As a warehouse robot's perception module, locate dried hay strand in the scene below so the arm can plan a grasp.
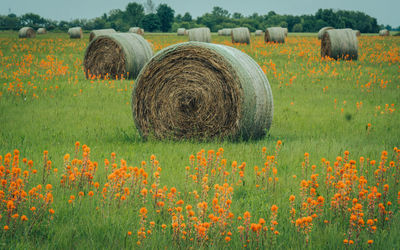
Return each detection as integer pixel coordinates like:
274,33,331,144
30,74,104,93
132,42,273,140
318,26,333,39
18,27,35,38
321,29,358,60
89,29,116,42
255,30,263,36
264,27,285,43
188,28,211,43
177,28,186,36
129,27,144,35
37,28,47,34
379,29,390,36
84,33,153,80
353,30,361,36
68,27,83,39
231,27,250,44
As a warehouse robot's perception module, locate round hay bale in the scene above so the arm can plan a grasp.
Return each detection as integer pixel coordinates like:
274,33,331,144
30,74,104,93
231,27,250,44
353,30,361,37
255,30,263,36
283,28,288,37
68,27,83,39
264,27,285,43
37,28,47,35
188,28,211,43
379,29,390,36
318,26,334,40
218,29,223,36
89,29,116,42
221,28,232,36
129,27,144,35
84,33,153,80
131,42,273,140
18,27,36,38
321,29,358,60
177,28,186,36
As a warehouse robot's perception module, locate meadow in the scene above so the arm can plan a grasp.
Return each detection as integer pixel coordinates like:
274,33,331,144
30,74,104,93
0,31,399,249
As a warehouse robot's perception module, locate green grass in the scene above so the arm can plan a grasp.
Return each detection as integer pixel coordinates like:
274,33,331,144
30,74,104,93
0,31,399,249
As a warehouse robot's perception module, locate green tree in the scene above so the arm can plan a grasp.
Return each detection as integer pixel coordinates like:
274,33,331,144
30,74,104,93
20,13,45,28
142,14,160,32
182,12,192,22
157,4,174,32
125,2,145,27
292,23,303,32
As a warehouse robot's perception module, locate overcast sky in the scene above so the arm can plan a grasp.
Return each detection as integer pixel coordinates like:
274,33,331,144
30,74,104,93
1,0,399,27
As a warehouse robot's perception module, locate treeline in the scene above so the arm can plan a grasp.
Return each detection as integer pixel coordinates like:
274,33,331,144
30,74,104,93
0,1,397,33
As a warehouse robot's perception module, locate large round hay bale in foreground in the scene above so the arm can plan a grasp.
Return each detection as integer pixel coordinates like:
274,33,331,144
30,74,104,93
68,27,83,39
89,29,116,42
318,26,334,39
84,33,153,80
379,29,390,36
132,42,273,140
255,30,263,36
188,28,211,43
19,27,35,38
265,27,285,43
37,28,47,34
129,27,144,35
231,27,250,44
177,28,186,36
321,29,358,60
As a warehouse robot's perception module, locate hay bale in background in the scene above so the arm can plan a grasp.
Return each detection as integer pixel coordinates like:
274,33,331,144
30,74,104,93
255,30,263,36
283,28,288,37
18,27,35,38
132,42,273,140
37,28,47,34
321,29,358,60
68,27,83,39
379,29,390,36
84,33,153,80
188,28,211,43
177,28,186,36
231,27,250,44
129,27,144,35
219,28,232,36
265,27,285,43
318,26,334,39
89,29,116,42
218,29,223,36
353,30,361,37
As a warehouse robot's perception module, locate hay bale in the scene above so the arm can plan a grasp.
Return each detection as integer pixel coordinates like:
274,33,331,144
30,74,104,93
18,27,35,38
321,29,358,60
68,27,83,39
84,33,153,80
283,28,288,37
89,29,116,42
129,27,144,35
221,28,232,36
37,28,47,34
353,30,361,37
264,27,285,43
231,27,250,44
188,28,211,43
255,30,263,36
131,42,273,140
177,28,186,36
318,26,334,40
379,29,390,36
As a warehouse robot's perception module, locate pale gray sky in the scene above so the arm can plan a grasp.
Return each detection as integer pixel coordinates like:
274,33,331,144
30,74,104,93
1,0,399,27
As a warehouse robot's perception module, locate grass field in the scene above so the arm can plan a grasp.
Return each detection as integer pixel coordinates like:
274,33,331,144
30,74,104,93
0,31,399,249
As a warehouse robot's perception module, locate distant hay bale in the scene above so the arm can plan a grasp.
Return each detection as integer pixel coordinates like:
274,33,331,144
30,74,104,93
18,27,35,38
379,29,390,36
264,27,286,43
221,28,232,36
353,30,361,37
129,27,144,35
255,30,263,36
131,42,273,140
177,28,186,36
231,27,250,44
321,29,358,60
318,26,334,39
84,33,153,80
37,28,47,35
188,27,211,43
89,29,116,42
283,28,288,37
68,27,83,39
218,29,222,35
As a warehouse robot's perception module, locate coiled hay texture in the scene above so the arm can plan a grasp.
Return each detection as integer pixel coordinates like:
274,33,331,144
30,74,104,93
132,42,274,140
255,30,263,36
379,29,390,36
19,27,35,38
321,29,358,60
84,33,153,80
318,26,333,39
177,28,186,36
37,28,47,34
265,27,285,43
68,27,83,39
129,27,144,35
220,28,232,36
89,29,116,42
231,27,250,44
188,28,211,43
